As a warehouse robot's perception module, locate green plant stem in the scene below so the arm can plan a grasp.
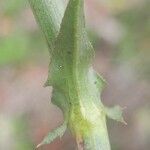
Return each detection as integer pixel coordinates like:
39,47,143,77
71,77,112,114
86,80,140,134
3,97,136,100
83,119,111,150
29,0,111,149
28,0,65,51
74,111,111,150
29,0,124,150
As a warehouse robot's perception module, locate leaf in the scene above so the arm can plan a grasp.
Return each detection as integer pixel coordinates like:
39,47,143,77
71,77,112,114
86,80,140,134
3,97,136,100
51,89,70,118
95,73,106,92
36,121,67,148
105,105,127,124
46,0,103,103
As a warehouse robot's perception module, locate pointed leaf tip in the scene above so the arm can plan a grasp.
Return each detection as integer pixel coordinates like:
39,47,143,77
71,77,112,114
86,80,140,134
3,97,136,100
36,121,67,148
105,105,127,124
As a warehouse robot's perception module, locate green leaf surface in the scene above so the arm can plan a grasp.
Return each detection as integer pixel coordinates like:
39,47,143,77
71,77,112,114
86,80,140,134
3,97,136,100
46,0,110,149
47,0,104,111
105,105,126,124
36,121,67,148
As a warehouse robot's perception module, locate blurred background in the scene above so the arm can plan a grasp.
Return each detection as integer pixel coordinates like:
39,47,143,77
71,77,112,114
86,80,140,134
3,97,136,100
0,0,150,149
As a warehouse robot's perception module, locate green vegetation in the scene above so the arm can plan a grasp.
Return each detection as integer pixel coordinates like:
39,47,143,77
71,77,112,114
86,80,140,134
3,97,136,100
29,0,124,149
0,0,149,149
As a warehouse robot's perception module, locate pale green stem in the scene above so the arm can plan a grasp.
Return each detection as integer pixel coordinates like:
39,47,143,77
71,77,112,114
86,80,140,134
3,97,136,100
28,0,65,51
28,0,111,150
